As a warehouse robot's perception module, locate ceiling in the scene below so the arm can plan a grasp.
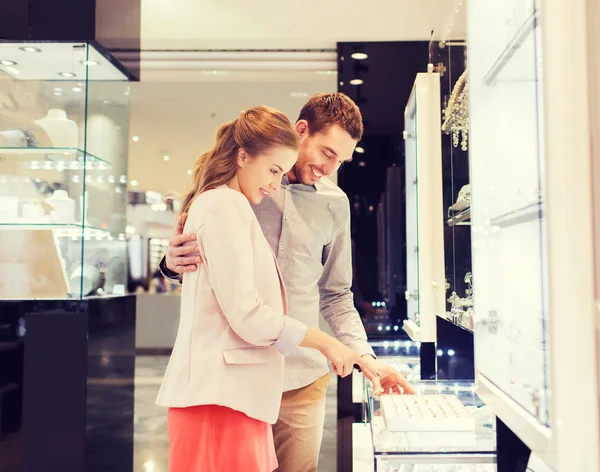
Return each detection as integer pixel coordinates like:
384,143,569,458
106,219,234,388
126,0,467,194
140,0,466,50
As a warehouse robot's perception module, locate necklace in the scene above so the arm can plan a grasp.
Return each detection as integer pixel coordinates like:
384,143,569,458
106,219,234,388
442,69,469,151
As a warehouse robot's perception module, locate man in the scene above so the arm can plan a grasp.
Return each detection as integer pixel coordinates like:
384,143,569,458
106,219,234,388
161,93,414,472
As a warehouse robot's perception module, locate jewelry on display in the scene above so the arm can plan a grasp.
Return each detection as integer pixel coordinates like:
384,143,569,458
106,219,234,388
380,395,475,431
442,69,469,151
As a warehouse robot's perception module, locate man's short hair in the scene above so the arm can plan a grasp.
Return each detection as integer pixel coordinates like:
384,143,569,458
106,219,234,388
297,92,363,141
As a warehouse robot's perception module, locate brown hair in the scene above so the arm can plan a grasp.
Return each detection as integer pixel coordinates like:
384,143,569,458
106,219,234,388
297,92,363,141
181,105,298,215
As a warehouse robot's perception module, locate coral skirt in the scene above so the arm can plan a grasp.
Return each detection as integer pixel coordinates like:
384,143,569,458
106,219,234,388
168,404,278,472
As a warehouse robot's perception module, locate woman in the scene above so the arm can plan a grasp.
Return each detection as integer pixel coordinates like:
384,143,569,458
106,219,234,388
156,106,376,472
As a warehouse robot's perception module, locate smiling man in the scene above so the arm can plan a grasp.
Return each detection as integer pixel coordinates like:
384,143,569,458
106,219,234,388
160,92,414,472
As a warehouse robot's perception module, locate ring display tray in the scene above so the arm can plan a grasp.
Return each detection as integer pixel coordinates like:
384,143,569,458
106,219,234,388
381,395,476,432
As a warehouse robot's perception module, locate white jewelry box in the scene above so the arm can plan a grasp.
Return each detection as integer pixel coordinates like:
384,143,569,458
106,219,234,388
380,395,476,432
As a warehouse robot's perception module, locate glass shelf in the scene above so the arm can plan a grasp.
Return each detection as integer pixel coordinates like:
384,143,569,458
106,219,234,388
438,313,474,334
447,208,471,227
0,147,111,170
484,8,539,85
365,380,496,458
0,223,116,240
489,200,543,229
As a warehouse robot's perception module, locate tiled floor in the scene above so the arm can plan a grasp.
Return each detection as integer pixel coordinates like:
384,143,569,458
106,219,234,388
134,356,338,472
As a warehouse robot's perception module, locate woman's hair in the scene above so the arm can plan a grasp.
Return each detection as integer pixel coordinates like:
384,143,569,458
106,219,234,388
181,105,299,215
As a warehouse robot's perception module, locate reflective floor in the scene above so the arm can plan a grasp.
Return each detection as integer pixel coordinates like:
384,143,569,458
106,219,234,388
134,356,338,472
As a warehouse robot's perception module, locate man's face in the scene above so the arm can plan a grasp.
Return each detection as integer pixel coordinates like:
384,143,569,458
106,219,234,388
289,122,358,185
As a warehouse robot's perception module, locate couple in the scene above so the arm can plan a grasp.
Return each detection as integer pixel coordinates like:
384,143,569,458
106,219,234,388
156,93,415,472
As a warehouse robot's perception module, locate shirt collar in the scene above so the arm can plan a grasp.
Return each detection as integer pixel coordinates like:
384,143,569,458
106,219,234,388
281,173,319,192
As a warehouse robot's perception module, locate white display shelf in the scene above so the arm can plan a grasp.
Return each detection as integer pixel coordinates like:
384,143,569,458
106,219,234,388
402,319,421,341
404,71,445,344
447,208,471,227
0,147,111,170
0,223,112,239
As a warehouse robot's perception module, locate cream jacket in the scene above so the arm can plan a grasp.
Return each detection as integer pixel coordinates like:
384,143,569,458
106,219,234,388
155,186,307,424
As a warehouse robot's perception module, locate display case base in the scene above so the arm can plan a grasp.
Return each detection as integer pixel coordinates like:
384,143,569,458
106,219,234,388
436,315,475,381
0,296,136,472
497,417,531,472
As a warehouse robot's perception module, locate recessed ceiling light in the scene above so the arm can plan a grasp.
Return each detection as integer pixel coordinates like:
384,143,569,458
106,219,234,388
163,155,171,162
132,136,140,142
53,91,63,97
124,91,130,96
6,67,20,75
290,92,308,98
187,170,193,176
130,180,139,187
317,71,337,75
350,79,364,86
80,60,99,66
202,70,229,75
54,87,63,92
0,60,17,66
103,100,112,105
351,52,368,60
19,46,41,53
72,87,82,93
355,146,365,153
59,72,76,78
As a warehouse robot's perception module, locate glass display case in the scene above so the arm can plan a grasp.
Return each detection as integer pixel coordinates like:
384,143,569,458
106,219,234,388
363,378,496,470
468,1,600,469
403,71,445,343
468,0,551,426
0,42,131,299
428,5,474,333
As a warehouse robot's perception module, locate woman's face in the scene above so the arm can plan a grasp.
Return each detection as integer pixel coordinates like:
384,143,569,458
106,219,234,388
237,146,298,204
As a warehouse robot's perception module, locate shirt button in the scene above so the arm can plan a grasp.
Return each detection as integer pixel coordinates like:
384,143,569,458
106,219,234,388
284,215,288,220
280,245,284,251
286,187,291,191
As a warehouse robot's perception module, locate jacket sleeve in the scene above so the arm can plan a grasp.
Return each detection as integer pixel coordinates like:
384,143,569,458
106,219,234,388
159,256,183,283
200,194,307,355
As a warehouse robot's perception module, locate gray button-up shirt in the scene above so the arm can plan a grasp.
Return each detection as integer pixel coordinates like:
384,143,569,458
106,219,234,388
252,175,373,391
162,176,374,391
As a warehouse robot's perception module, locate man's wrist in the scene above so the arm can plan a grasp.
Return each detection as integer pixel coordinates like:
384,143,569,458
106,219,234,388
159,256,181,280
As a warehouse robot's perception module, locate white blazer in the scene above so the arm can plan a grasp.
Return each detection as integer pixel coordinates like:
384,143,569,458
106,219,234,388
155,186,307,424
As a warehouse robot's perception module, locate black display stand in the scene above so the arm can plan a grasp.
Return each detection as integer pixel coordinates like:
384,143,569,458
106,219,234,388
337,375,360,472
419,342,436,380
0,296,136,472
436,315,475,381
497,417,532,472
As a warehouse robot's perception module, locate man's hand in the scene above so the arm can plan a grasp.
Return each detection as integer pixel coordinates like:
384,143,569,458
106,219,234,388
166,213,202,274
360,355,416,395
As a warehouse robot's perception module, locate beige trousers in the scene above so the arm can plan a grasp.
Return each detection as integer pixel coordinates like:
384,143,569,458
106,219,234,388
272,374,331,472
